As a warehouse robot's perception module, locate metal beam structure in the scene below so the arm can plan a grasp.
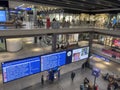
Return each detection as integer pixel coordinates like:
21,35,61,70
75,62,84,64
10,0,120,13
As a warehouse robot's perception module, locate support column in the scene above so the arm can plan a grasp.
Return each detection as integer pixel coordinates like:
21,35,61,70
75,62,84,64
66,34,69,48
52,34,57,52
33,6,37,26
4,38,7,52
34,37,37,43
88,31,94,58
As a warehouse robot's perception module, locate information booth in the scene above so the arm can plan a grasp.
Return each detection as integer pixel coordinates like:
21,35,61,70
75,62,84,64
47,67,60,82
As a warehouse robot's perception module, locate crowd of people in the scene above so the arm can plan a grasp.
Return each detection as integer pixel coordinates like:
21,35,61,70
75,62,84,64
5,14,120,30
102,73,120,90
36,16,119,30
70,71,97,90
71,71,120,90
36,17,71,29
39,69,120,90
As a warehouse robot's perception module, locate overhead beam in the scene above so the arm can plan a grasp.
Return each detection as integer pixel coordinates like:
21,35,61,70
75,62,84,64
29,0,89,11
91,8,120,12
60,0,107,10
100,0,120,7
75,0,116,8
9,0,120,13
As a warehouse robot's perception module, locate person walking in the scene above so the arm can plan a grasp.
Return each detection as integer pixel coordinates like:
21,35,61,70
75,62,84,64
41,75,44,85
84,77,89,85
112,17,117,29
51,18,60,29
46,17,50,29
71,71,75,82
38,17,43,28
14,16,18,28
107,83,112,90
113,81,119,90
84,77,89,89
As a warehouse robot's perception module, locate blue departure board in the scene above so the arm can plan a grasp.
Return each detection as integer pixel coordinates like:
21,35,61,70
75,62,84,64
2,56,41,83
0,11,6,22
41,51,66,71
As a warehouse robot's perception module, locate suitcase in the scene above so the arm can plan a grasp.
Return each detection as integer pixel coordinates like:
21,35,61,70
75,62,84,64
80,84,84,90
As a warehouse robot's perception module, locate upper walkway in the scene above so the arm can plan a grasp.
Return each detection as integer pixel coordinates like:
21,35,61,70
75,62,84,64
0,26,120,38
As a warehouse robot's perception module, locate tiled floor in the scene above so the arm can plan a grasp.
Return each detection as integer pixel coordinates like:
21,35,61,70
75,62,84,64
0,41,120,90
22,57,120,90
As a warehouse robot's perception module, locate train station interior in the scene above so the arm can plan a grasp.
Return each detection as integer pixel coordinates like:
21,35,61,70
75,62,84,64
0,0,120,90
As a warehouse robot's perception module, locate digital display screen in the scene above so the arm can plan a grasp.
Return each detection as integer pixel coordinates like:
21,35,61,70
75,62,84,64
2,56,41,83
41,51,66,71
72,47,89,62
0,11,6,22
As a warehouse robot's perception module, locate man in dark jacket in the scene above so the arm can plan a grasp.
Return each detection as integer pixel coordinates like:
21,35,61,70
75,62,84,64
41,75,44,85
71,71,75,82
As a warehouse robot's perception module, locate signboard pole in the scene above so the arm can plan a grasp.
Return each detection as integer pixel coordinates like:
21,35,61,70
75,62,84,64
93,76,96,90
92,68,100,90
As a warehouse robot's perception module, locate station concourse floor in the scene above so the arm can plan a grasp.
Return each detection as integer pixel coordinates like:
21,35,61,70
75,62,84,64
22,57,120,90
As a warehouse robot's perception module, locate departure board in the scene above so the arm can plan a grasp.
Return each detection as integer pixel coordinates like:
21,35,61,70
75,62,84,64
41,51,66,71
2,56,41,83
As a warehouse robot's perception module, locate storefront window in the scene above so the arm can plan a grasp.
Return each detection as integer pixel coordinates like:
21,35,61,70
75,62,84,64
98,35,105,44
93,34,112,45
79,33,89,41
104,36,113,46
112,37,120,49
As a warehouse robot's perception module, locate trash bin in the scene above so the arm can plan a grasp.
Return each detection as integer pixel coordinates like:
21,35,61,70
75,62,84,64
6,38,22,52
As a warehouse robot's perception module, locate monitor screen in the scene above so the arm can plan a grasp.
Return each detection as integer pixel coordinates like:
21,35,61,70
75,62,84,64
72,47,89,62
2,56,41,83
41,51,66,71
0,11,6,22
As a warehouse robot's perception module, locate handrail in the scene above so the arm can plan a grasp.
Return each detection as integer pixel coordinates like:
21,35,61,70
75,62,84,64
0,27,120,38
0,27,93,38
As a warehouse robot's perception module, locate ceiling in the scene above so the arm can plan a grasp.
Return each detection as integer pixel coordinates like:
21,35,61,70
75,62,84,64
9,1,59,11
10,0,120,13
